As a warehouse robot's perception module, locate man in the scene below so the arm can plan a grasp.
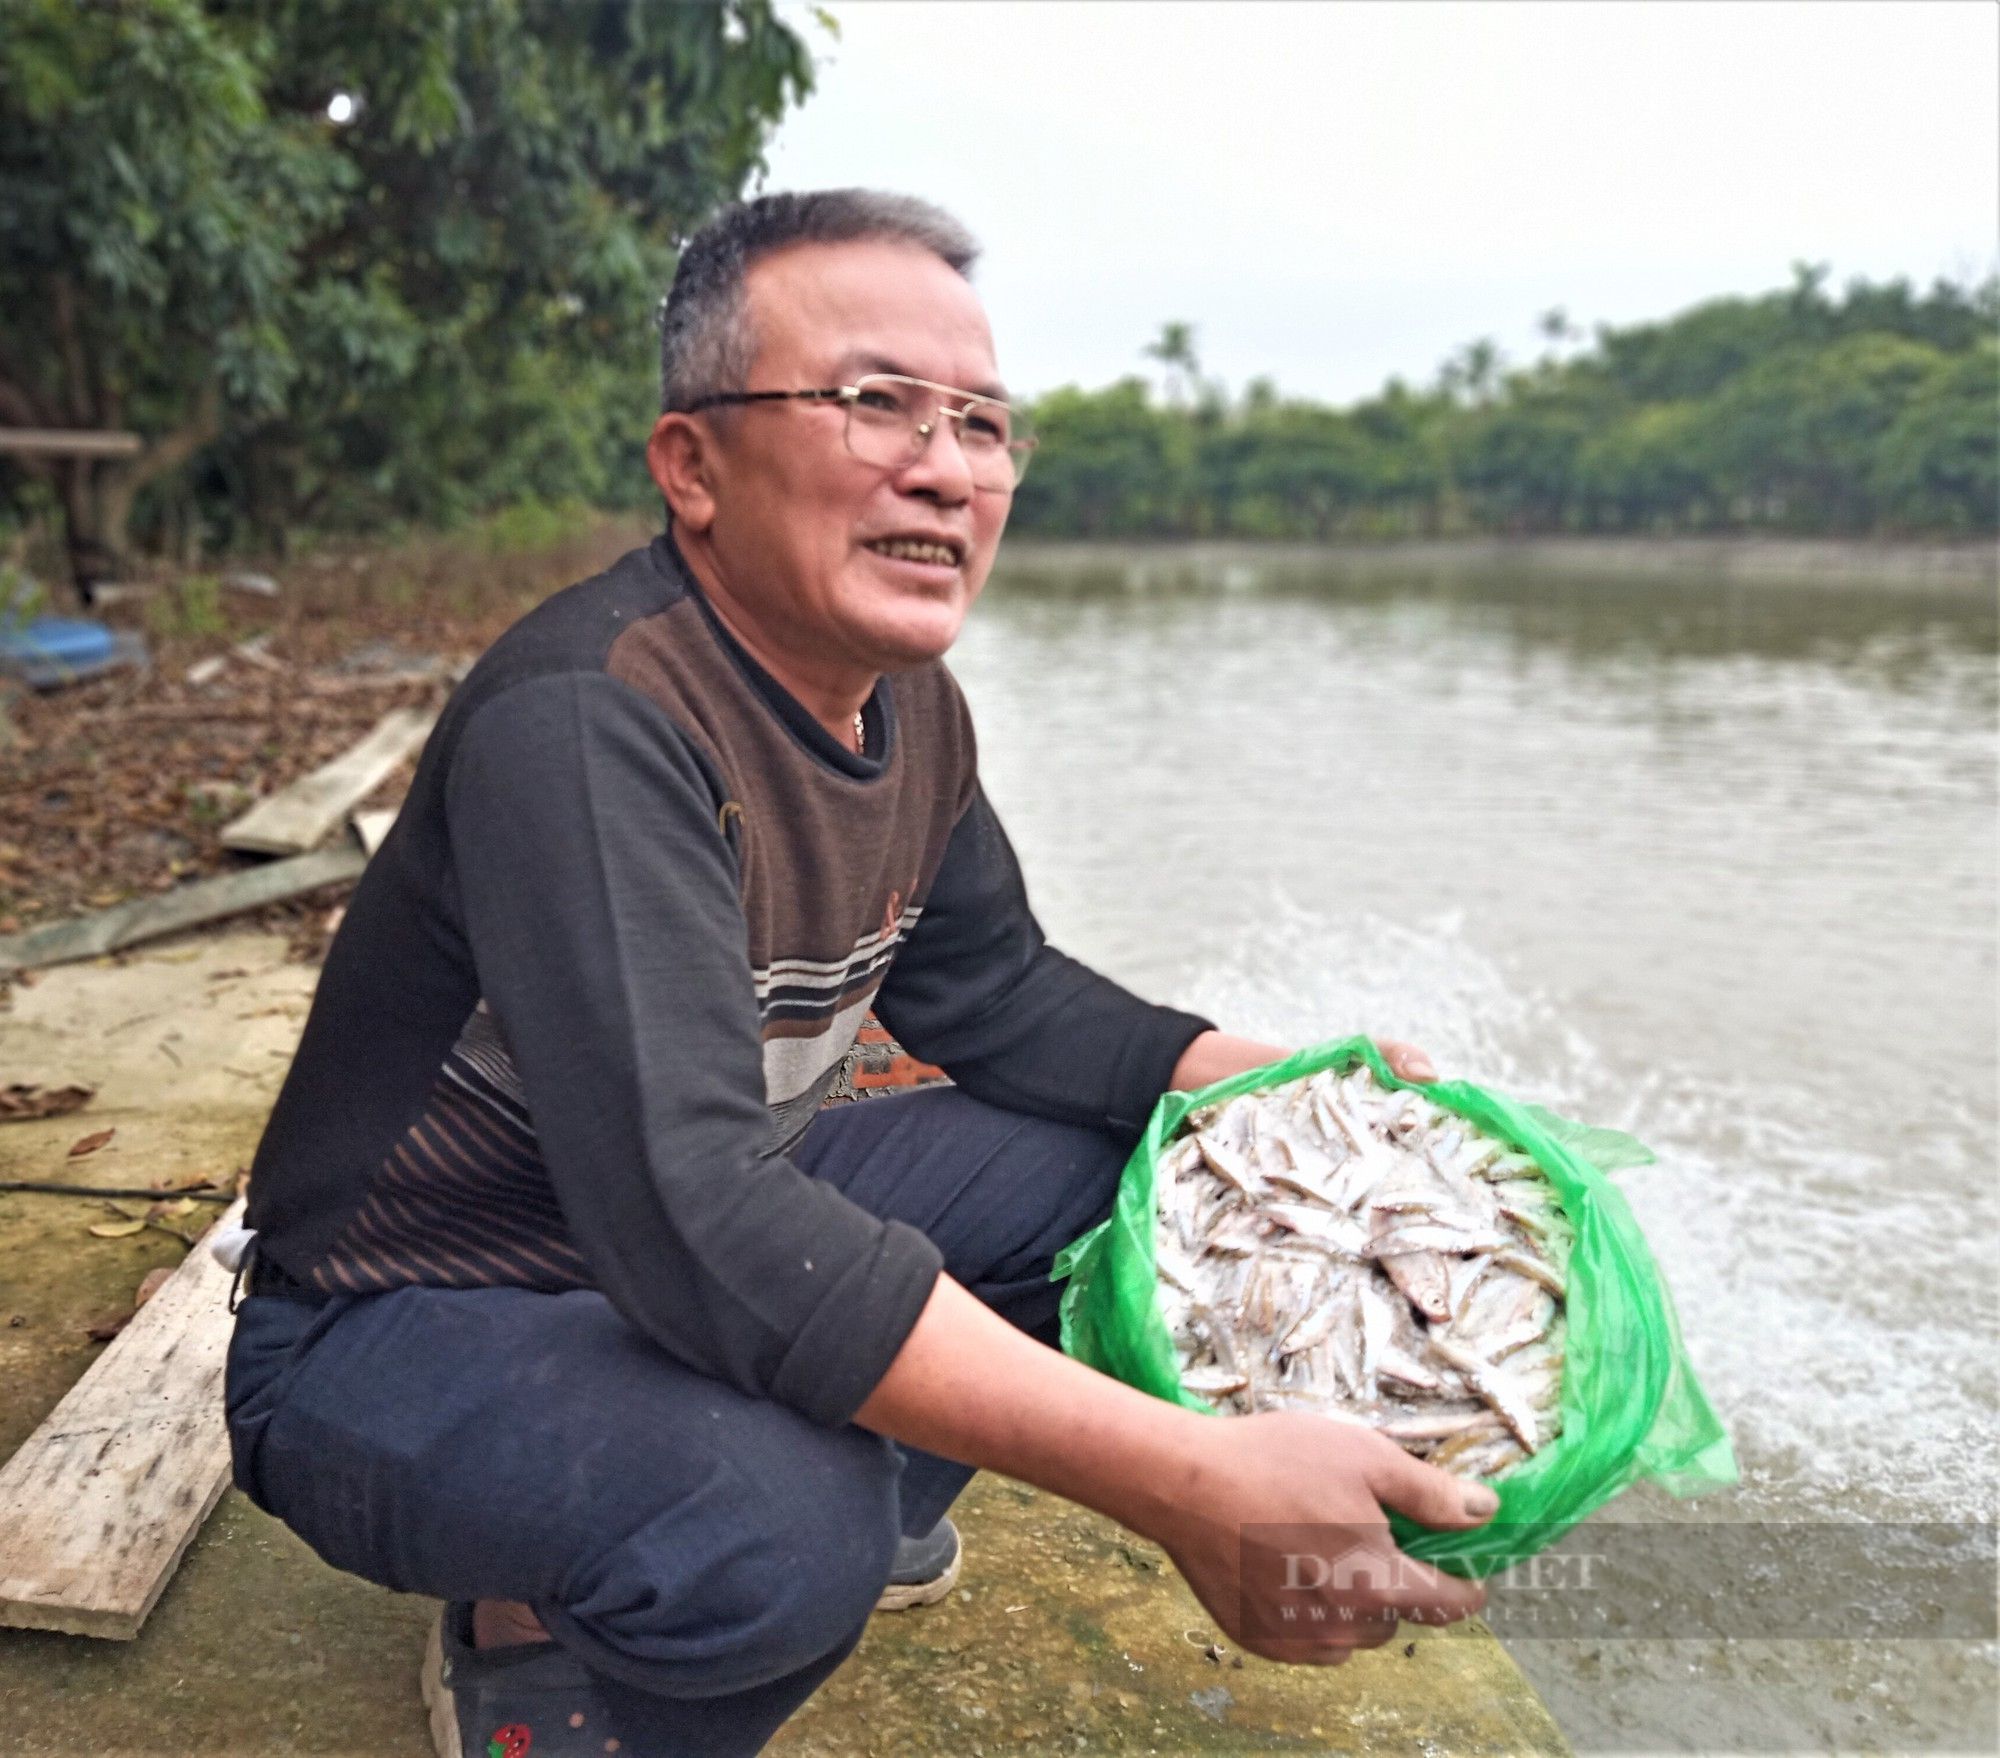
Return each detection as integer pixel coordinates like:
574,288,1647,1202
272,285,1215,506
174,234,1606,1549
227,190,1495,1758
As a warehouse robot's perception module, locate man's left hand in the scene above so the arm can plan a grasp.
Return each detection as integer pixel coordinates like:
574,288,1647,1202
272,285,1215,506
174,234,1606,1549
1374,1038,1437,1082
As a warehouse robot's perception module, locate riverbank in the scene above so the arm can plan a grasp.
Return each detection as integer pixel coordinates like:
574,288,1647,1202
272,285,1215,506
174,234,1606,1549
993,534,1998,588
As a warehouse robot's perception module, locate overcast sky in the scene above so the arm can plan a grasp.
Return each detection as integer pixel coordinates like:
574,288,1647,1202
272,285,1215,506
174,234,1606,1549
761,2,2000,404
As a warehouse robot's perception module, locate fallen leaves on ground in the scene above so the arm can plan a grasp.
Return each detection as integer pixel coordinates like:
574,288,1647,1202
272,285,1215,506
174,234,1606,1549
82,1258,182,1341
67,1126,116,1157
0,1083,95,1121
0,518,646,959
157,1171,232,1193
87,1218,145,1238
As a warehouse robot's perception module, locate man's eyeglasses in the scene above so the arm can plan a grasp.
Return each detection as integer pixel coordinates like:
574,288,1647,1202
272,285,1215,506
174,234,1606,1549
682,374,1037,492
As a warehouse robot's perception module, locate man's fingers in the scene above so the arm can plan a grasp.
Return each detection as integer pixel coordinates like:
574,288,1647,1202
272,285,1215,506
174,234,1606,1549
1364,1431,1500,1530
1347,1440,1495,1618
1377,1038,1437,1082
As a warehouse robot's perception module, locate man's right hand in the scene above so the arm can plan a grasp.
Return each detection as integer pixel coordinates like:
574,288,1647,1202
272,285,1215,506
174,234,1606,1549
1136,1409,1492,1663
854,1277,1496,1661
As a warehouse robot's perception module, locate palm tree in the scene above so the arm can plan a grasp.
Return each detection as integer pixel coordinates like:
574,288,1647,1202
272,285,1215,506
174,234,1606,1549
1145,322,1202,407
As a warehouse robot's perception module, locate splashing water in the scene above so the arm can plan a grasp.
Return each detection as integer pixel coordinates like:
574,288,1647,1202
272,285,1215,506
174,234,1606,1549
1173,896,1997,1526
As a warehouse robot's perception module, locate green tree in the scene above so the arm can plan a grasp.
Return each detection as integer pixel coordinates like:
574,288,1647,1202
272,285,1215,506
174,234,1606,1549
1234,402,1372,539
1452,366,1603,532
1871,340,2000,533
1144,321,1202,408
0,0,350,588
1012,379,1183,537
1704,332,1950,530
1575,401,1712,531
0,0,813,591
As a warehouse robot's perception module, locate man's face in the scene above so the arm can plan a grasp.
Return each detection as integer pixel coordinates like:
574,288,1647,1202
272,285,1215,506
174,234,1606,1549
652,238,1012,673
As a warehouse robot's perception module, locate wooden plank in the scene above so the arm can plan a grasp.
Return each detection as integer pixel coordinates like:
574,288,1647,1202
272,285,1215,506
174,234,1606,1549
0,843,366,974
221,706,434,856
0,428,144,459
0,1200,246,1638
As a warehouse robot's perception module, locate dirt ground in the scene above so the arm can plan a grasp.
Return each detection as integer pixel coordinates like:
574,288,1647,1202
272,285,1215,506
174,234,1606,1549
0,514,650,947
0,935,1570,1756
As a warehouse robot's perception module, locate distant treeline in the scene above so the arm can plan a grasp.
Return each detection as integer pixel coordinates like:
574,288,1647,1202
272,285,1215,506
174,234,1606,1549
1010,271,1999,541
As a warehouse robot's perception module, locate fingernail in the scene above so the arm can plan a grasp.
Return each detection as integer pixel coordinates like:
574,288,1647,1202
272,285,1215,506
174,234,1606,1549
1409,1055,1437,1081
1461,1484,1499,1519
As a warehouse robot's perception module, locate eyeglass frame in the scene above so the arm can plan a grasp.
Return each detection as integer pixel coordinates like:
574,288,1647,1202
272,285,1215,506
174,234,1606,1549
679,372,1037,489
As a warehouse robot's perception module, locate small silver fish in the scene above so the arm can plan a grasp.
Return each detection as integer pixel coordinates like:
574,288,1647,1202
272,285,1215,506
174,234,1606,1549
1372,1220,1515,1257
1429,1336,1541,1452
1156,1060,1570,1480
1195,1130,1264,1199
1377,1347,1442,1391
1492,1247,1566,1297
1378,1247,1453,1322
1264,1202,1371,1257
1379,1405,1505,1442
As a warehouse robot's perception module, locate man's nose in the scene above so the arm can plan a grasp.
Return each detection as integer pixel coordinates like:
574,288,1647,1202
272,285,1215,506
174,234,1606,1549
896,416,975,503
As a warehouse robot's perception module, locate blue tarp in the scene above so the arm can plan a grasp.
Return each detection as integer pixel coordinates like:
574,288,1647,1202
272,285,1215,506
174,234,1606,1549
0,615,146,689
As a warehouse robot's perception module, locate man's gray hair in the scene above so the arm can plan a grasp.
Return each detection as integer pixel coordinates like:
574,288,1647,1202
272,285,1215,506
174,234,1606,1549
658,189,979,412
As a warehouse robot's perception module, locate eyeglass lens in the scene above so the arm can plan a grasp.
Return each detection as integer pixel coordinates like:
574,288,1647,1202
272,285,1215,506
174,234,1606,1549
844,376,1034,488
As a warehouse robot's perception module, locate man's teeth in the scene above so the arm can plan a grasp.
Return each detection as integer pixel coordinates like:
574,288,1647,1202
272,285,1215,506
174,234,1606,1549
868,538,958,566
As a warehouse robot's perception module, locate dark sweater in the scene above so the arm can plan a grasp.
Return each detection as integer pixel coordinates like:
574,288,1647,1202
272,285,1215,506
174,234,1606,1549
244,537,1210,1426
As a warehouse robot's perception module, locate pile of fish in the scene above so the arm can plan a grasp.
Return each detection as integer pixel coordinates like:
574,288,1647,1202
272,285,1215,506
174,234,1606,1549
1155,1062,1570,1479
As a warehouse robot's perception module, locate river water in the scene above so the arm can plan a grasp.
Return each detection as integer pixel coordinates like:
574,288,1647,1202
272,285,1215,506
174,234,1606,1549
954,545,1997,1755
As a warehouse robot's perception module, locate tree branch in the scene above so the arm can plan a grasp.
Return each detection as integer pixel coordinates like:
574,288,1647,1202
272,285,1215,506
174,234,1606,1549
0,355,56,430
0,380,47,432
0,371,59,485
127,380,221,491
49,276,94,426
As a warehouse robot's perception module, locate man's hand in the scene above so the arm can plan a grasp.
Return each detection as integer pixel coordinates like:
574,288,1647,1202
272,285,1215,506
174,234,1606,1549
1139,1410,1491,1663
1171,1030,1438,1090
854,1278,1493,1663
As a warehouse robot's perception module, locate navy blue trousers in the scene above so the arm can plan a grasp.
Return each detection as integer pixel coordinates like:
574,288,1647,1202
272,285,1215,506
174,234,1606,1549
224,1087,1127,1755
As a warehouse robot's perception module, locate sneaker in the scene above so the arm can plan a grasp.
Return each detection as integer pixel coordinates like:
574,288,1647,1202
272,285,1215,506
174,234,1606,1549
873,1516,963,1611
422,1602,618,1758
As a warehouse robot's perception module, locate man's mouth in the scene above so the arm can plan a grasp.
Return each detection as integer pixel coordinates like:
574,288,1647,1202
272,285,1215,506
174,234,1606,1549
864,536,964,568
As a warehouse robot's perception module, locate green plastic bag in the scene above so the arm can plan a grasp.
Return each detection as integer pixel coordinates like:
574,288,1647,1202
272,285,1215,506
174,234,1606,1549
1054,1035,1736,1574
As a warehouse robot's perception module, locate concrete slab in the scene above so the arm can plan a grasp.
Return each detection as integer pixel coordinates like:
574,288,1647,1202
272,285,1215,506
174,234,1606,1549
0,936,1571,1755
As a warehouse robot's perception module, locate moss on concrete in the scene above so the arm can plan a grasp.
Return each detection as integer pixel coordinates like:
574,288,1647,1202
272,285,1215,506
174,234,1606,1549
778,1475,1570,1757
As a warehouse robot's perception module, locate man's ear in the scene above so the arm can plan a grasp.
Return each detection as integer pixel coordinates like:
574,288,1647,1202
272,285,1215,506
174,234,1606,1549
648,413,719,533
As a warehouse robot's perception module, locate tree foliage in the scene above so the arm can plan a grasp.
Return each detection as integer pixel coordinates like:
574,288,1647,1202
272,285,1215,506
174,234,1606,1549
0,0,812,587
1013,273,1999,542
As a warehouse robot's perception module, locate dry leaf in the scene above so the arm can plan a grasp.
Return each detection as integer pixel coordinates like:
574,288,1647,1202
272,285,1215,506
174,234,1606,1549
84,1310,134,1342
88,1219,146,1238
145,1197,198,1220
0,1083,96,1122
134,1266,174,1307
68,1126,116,1157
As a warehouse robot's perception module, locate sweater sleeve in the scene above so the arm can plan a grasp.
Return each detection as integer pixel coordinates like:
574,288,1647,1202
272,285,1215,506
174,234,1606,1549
445,671,942,1426
874,785,1213,1141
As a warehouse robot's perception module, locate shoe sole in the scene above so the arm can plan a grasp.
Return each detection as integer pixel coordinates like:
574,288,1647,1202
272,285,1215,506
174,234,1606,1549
873,1537,963,1611
420,1615,463,1758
